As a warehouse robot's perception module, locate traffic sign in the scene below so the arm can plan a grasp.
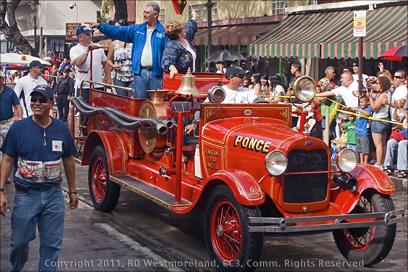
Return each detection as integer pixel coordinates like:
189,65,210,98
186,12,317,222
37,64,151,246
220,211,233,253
66,23,81,40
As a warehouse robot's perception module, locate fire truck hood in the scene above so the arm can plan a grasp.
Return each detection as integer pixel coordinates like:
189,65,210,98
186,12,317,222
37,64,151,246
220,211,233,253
202,117,324,155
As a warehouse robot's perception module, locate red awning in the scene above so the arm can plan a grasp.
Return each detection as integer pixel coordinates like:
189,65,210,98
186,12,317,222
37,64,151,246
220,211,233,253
192,25,276,46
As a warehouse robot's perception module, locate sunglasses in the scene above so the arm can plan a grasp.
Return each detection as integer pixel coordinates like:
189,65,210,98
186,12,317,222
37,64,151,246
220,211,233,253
352,64,358,67
394,76,404,79
372,90,380,93
31,97,49,103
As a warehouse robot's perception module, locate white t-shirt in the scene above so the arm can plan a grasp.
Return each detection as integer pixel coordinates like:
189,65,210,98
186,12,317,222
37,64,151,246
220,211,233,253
140,26,153,67
14,74,47,118
220,85,258,104
352,73,368,86
332,80,359,107
391,85,408,122
70,43,107,90
204,85,258,104
270,85,285,100
185,39,196,72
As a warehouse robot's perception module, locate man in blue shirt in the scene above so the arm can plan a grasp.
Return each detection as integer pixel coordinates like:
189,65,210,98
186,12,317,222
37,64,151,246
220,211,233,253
0,71,23,163
0,84,78,271
88,2,168,98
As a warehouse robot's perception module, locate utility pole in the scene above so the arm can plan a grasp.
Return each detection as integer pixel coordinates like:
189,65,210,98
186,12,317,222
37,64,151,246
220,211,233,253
205,0,214,58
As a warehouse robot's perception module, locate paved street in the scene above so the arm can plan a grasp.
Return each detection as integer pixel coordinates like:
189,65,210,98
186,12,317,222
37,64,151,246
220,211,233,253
1,159,407,272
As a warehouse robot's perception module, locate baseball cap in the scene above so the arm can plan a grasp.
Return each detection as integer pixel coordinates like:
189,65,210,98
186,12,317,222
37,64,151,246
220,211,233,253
76,25,94,36
63,68,72,73
31,84,54,98
225,66,248,79
29,60,44,69
0,71,4,78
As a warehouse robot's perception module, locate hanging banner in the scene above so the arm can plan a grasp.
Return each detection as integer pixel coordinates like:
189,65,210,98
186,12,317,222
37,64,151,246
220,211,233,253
353,10,366,37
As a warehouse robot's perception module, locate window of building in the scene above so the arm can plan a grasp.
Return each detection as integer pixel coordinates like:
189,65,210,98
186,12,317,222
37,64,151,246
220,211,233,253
273,0,287,15
159,9,165,24
190,3,218,22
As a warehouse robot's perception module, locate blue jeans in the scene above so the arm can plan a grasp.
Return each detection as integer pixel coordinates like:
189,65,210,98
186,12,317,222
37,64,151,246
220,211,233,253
133,69,162,98
384,139,408,170
10,183,65,272
113,78,133,97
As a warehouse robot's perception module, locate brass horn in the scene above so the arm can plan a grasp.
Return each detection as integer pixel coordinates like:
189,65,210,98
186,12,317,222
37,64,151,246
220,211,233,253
175,67,199,95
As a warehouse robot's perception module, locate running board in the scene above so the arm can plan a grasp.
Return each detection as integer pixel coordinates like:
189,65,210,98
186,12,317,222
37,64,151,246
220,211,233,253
110,175,191,210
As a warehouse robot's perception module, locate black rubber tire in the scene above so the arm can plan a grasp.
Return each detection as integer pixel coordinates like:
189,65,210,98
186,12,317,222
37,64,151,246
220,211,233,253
333,191,396,266
88,145,121,212
204,184,263,272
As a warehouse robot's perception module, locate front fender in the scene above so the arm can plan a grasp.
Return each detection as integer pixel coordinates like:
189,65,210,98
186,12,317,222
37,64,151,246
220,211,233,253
207,169,265,206
331,164,395,214
82,130,129,175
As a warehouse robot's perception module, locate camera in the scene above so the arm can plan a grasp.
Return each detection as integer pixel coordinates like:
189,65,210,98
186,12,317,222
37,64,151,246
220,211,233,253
69,2,76,9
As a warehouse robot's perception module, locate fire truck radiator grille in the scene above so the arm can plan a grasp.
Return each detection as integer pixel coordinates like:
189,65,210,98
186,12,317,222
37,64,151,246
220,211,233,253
284,149,328,203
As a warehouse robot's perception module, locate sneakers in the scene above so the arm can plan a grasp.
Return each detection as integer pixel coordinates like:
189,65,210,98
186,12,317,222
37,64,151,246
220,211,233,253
374,164,386,170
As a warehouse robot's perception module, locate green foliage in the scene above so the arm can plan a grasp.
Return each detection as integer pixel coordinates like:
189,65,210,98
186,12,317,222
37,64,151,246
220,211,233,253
97,0,113,23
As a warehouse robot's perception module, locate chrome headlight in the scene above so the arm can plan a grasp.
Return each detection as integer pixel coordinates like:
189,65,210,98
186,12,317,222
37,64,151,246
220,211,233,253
336,149,357,173
265,151,288,176
293,76,316,103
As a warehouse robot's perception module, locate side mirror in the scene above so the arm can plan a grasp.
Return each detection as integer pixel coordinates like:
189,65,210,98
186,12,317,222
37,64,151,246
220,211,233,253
293,76,316,103
207,86,225,103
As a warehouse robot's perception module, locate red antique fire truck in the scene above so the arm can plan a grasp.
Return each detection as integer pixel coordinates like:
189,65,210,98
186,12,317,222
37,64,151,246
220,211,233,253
71,72,404,272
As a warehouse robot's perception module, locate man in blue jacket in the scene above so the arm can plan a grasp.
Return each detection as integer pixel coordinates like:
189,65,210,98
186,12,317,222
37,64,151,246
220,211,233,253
89,2,168,98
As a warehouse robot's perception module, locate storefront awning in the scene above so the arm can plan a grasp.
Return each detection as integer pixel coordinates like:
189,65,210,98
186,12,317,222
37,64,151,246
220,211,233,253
321,5,407,59
192,24,276,46
249,10,354,58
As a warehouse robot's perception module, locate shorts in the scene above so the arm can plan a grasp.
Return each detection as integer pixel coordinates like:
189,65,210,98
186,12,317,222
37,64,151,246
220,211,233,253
371,119,391,134
356,134,370,154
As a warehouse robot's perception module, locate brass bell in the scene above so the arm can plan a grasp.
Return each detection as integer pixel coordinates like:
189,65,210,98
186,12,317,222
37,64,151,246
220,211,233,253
175,67,199,95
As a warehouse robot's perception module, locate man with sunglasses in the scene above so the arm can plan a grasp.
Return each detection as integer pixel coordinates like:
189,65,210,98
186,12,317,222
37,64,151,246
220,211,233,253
207,66,259,104
0,84,78,271
13,60,47,118
186,66,264,138
390,70,407,123
351,59,368,85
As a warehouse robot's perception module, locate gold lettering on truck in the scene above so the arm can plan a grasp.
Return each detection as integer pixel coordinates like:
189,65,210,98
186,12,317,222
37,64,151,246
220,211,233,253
233,135,271,153
205,149,221,157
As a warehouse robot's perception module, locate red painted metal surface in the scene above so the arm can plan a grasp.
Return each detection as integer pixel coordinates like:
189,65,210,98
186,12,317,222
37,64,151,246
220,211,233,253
80,86,395,219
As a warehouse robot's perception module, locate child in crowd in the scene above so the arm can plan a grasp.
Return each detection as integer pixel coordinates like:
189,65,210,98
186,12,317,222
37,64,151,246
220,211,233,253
347,96,372,164
331,119,348,157
343,114,356,151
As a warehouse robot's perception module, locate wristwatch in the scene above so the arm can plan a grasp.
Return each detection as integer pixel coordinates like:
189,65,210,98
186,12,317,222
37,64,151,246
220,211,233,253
0,188,5,193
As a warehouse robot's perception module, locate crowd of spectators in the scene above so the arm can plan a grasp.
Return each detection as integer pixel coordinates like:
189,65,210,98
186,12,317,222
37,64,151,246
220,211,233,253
2,42,406,178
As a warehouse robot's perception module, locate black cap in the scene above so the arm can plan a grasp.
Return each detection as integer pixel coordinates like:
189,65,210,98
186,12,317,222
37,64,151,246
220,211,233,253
31,84,54,98
63,68,71,73
225,66,248,79
29,60,44,69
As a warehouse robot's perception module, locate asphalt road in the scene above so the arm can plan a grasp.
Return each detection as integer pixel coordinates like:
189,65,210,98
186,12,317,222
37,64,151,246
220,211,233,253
1,161,407,272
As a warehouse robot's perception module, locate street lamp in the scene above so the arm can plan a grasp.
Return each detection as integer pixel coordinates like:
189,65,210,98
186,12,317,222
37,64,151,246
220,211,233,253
29,1,41,55
70,2,78,23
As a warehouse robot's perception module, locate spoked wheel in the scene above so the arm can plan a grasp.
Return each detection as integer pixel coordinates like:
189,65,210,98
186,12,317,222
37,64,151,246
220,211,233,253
333,190,396,266
88,145,121,212
204,184,263,272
